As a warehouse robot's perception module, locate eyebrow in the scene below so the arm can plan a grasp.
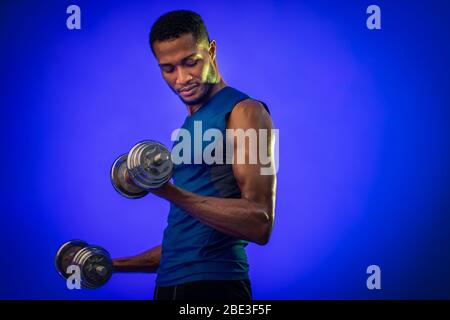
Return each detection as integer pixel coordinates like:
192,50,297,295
158,53,200,67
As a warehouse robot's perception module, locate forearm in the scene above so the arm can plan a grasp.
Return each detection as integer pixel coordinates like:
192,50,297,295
153,184,271,245
112,245,161,273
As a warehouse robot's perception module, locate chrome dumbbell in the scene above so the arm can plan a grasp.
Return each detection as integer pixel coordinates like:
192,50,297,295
55,240,113,289
110,140,173,199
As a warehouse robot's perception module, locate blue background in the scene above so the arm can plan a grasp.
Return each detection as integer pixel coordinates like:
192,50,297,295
1,0,449,299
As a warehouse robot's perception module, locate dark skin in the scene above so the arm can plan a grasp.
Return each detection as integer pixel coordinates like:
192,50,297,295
113,33,276,273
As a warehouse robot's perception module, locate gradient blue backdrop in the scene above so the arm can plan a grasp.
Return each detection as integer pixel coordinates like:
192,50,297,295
1,0,449,299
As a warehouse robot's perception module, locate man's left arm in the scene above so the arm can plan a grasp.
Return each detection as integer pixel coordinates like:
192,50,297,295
152,99,276,245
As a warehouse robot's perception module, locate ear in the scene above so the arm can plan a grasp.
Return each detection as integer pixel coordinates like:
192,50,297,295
209,40,217,61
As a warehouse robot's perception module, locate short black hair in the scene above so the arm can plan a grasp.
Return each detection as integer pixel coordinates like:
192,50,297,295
149,10,210,55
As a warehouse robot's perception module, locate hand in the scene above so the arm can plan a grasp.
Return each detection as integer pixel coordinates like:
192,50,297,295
147,181,175,198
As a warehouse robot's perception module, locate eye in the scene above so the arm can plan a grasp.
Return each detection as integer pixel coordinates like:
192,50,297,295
185,59,198,67
161,65,175,73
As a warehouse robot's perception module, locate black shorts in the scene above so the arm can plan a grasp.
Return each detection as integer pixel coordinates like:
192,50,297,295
153,279,253,300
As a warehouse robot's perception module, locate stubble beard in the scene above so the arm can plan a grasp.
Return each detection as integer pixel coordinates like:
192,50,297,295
178,63,219,106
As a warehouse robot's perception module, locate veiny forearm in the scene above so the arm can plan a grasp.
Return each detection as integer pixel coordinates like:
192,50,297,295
112,245,161,273
153,184,271,245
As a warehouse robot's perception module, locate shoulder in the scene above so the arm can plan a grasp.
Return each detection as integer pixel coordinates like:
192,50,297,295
233,98,269,116
228,98,272,129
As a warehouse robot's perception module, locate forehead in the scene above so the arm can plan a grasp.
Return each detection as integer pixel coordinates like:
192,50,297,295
153,33,208,64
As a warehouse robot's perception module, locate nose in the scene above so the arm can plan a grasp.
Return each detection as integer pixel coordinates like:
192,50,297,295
175,67,192,85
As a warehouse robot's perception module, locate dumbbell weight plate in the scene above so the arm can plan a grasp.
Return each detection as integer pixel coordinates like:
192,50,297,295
110,153,149,199
82,248,113,288
73,246,113,289
127,140,173,189
55,240,88,279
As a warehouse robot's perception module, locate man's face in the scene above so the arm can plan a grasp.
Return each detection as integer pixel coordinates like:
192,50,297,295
153,33,217,106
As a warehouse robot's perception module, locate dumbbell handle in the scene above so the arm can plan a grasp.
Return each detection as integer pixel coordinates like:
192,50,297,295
152,153,162,165
95,265,107,276
125,153,164,183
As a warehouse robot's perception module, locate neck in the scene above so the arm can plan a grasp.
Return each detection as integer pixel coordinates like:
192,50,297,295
187,79,227,115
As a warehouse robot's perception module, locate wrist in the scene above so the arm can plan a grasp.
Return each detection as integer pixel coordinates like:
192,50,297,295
149,181,175,198
112,258,128,272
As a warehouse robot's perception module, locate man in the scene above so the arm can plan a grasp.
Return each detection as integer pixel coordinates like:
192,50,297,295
113,10,276,300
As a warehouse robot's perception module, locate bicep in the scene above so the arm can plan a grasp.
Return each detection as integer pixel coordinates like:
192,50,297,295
228,100,276,215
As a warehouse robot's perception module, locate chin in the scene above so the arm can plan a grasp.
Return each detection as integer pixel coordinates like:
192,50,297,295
181,95,200,105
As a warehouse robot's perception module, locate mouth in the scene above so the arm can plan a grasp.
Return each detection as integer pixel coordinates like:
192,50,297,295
179,84,198,97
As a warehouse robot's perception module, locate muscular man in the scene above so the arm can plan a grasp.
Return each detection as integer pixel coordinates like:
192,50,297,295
113,10,276,300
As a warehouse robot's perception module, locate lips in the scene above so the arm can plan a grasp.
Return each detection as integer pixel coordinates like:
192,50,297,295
179,84,198,97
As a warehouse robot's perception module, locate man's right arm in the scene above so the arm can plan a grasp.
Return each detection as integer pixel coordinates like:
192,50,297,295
112,245,161,273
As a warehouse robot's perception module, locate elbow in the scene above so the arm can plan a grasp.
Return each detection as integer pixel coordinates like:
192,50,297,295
255,229,271,246
255,216,273,246
256,235,270,246
249,203,274,246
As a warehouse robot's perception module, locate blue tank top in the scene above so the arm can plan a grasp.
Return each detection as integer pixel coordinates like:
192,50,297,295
156,86,264,286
